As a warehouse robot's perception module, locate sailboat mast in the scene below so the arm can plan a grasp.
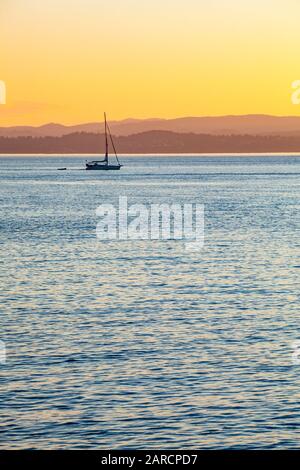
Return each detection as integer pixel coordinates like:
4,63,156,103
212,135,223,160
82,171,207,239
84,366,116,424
104,112,108,163
107,121,121,166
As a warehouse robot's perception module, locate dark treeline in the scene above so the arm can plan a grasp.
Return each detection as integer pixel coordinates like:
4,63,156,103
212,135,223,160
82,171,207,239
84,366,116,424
1,130,300,153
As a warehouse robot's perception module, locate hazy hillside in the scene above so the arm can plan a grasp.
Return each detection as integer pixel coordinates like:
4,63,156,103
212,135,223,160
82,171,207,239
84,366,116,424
1,130,300,154
2,115,300,138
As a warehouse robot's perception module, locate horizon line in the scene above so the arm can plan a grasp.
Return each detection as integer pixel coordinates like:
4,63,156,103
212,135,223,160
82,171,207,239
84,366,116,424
1,152,300,158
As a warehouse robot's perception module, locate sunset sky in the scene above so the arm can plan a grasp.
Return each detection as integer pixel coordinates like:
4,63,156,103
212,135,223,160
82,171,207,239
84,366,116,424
1,0,300,126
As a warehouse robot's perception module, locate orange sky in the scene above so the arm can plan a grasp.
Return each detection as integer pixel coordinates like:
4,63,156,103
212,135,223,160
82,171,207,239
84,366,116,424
1,0,300,126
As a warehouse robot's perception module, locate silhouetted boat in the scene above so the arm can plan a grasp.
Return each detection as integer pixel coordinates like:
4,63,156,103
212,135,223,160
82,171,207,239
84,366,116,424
86,113,122,170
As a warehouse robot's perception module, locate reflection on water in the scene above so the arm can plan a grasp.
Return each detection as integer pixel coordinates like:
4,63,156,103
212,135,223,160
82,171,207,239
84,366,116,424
1,155,300,449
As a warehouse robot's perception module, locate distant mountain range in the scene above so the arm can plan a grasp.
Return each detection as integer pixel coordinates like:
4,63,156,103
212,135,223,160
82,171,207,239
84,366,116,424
2,114,300,138
2,115,300,153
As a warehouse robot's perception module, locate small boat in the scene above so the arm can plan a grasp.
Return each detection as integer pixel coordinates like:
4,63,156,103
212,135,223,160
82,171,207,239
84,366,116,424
86,113,122,170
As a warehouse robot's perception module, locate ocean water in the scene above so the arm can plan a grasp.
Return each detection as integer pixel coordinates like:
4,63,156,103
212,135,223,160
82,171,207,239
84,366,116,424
1,154,300,449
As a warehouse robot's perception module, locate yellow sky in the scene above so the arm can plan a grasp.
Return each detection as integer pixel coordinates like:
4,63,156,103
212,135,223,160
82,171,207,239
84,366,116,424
1,0,300,125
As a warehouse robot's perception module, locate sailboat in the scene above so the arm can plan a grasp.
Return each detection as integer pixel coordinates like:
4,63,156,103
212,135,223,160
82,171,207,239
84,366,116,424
86,113,122,170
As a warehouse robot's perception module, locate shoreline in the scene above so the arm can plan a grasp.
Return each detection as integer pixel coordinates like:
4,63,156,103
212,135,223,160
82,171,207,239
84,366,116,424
1,152,300,158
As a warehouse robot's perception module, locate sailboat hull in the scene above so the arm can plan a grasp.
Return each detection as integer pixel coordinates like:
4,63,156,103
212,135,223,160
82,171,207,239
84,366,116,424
86,164,122,170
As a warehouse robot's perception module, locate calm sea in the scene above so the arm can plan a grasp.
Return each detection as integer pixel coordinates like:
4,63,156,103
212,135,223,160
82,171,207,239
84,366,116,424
1,155,300,449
